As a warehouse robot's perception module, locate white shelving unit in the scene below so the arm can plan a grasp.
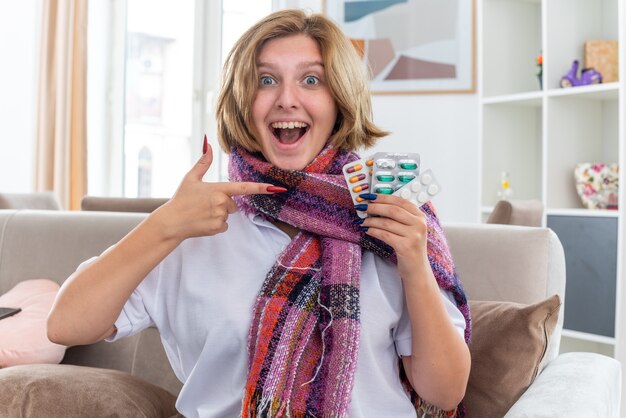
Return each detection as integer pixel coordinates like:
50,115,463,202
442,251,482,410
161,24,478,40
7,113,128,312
478,0,625,400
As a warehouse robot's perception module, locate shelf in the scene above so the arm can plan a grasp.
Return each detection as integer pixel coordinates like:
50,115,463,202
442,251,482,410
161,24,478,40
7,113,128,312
482,0,541,97
482,207,619,218
481,104,542,207
545,95,619,209
545,0,620,91
482,91,542,106
547,82,620,100
480,83,620,104
480,0,624,360
546,208,619,218
561,329,615,346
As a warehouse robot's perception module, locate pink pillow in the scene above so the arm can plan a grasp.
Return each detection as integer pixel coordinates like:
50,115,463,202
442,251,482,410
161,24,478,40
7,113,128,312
0,279,67,367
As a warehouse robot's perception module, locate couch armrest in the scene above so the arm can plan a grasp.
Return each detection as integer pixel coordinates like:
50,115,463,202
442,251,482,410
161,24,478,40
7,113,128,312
504,352,621,418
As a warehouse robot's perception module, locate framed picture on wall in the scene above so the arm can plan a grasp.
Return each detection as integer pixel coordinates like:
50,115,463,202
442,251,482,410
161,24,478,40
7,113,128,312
323,0,476,94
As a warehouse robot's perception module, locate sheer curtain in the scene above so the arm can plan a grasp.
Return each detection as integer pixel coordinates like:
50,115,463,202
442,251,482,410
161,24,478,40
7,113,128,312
34,0,87,210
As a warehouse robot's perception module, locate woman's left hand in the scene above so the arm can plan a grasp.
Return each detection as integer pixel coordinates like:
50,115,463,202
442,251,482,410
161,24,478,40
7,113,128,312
356,194,429,280
358,194,470,410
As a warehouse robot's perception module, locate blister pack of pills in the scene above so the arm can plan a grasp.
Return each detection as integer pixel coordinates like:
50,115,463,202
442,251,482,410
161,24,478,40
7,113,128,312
370,152,420,195
342,157,374,218
342,152,441,218
392,168,441,207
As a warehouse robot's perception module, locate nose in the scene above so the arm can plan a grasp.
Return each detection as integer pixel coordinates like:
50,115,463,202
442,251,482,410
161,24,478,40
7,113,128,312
276,83,299,110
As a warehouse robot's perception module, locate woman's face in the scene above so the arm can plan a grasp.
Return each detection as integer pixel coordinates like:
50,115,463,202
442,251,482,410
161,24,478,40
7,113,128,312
251,34,338,170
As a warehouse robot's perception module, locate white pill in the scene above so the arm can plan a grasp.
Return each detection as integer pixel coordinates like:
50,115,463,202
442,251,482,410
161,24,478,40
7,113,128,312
421,173,432,185
428,184,439,195
410,181,422,192
400,188,412,200
417,191,429,203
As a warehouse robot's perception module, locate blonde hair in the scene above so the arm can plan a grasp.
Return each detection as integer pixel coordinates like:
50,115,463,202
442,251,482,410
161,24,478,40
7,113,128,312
215,9,388,153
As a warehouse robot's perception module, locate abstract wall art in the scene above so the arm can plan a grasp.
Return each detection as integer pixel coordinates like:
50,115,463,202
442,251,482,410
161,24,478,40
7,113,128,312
324,0,476,94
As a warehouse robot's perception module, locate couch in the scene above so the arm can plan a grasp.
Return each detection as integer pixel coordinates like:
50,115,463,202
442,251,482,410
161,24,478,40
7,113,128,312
486,199,544,227
0,209,620,417
0,192,61,210
80,195,168,213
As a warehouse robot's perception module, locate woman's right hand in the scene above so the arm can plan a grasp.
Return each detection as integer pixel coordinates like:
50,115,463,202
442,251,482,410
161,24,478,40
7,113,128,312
151,141,282,242
48,140,284,347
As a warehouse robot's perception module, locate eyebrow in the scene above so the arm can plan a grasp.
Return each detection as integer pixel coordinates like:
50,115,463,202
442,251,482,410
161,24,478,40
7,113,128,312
256,61,325,70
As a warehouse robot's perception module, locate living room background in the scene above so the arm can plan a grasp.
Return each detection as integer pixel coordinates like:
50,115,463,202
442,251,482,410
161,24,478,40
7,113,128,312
0,0,479,223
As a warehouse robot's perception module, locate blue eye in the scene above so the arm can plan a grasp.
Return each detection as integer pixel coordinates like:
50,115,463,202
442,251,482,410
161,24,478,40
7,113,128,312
260,76,275,86
304,76,319,85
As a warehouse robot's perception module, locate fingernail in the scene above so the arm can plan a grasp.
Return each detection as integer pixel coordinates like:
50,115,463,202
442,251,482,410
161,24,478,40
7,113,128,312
267,186,288,193
358,226,369,232
352,218,365,225
203,134,208,154
359,193,377,200
354,204,368,211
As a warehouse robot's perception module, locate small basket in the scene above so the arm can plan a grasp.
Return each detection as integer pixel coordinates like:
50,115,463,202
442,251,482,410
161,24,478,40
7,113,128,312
574,163,619,210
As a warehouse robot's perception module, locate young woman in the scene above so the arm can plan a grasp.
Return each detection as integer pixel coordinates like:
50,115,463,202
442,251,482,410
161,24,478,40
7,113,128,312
48,9,471,417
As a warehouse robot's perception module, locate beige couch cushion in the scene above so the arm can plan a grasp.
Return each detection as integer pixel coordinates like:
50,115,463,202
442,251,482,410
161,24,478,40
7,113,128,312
0,364,180,418
444,224,566,366
81,196,168,213
0,192,61,210
486,199,544,227
464,295,561,418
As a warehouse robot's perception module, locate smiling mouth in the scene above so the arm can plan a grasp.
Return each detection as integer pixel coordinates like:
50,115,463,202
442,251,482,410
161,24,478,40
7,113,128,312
271,121,309,144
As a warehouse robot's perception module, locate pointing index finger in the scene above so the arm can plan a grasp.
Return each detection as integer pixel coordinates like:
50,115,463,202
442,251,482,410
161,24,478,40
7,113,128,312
215,182,287,196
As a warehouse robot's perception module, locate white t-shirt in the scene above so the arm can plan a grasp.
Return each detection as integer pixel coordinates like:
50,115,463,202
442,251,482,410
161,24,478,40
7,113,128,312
101,211,466,418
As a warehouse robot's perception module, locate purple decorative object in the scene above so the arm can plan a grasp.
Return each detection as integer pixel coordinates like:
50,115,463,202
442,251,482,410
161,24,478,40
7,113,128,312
560,60,602,88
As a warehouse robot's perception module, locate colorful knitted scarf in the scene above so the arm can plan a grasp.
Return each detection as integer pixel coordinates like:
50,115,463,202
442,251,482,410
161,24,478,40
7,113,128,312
229,145,471,417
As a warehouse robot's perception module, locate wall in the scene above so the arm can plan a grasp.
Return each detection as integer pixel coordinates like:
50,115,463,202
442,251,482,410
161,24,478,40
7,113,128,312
0,0,480,223
370,95,479,222
0,0,40,192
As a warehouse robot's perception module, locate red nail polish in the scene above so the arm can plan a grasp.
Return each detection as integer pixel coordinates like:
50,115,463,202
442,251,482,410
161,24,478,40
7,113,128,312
266,186,287,193
203,134,208,154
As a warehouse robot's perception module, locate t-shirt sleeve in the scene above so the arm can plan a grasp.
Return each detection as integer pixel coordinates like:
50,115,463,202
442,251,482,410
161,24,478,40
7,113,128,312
74,255,156,343
394,289,466,357
105,287,155,342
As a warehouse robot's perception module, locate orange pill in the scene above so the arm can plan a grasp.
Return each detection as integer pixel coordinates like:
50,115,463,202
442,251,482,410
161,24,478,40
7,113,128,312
366,159,374,167
349,174,366,183
353,184,369,193
346,164,363,173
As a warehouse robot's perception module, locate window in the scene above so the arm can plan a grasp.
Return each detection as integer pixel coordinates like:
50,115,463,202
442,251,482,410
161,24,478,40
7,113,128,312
87,0,271,198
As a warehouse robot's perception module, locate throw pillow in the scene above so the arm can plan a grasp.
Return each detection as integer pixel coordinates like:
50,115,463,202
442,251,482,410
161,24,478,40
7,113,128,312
0,279,67,367
0,363,179,418
464,294,561,418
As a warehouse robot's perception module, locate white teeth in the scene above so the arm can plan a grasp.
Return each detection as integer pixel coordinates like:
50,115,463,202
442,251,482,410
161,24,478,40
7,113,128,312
271,121,308,129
